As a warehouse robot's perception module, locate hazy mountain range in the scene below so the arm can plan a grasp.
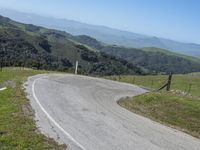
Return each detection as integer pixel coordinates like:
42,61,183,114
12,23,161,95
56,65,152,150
0,15,142,75
0,8,199,58
1,14,200,74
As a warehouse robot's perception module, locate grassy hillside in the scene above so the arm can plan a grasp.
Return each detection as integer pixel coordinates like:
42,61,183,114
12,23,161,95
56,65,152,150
119,92,200,138
0,68,66,149
68,34,200,74
142,47,200,63
100,46,200,74
0,15,141,76
106,74,200,138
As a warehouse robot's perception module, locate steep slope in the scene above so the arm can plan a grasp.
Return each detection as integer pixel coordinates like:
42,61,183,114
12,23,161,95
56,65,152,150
142,47,200,63
0,15,141,75
67,34,200,74
66,35,200,74
100,46,200,74
159,38,200,57
1,9,199,58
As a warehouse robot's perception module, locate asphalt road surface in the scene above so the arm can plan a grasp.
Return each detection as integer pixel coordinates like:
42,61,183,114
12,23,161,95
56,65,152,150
25,74,200,150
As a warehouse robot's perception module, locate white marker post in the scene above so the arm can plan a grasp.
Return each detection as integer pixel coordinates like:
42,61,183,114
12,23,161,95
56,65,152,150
75,61,78,75
0,87,7,91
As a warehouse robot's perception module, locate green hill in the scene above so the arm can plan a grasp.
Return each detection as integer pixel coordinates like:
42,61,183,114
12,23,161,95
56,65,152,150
142,47,200,63
0,15,141,76
0,15,200,75
100,46,200,74
67,35,200,74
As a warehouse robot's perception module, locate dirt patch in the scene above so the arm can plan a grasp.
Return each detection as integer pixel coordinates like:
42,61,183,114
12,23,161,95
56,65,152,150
21,103,34,117
2,80,16,88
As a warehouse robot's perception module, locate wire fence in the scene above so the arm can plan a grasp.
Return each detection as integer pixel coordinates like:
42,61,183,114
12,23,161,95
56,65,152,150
106,74,200,98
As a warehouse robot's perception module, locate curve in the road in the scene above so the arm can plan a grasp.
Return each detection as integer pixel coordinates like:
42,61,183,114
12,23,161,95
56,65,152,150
32,77,86,150
26,74,200,150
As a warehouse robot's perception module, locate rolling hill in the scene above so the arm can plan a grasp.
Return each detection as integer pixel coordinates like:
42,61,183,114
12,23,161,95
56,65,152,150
142,47,200,63
67,35,200,74
0,15,141,76
100,46,200,74
1,8,199,58
0,15,200,74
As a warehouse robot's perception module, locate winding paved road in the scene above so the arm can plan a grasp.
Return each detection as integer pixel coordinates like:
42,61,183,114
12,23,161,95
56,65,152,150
25,74,200,150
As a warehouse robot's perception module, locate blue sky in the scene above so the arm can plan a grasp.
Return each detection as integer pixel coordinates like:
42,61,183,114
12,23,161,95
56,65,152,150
0,0,199,43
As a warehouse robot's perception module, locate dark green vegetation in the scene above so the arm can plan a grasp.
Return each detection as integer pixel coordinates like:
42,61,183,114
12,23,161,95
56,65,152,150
0,68,66,150
65,34,200,74
70,33,200,74
1,15,200,75
100,46,200,74
106,74,200,138
119,92,200,138
0,15,140,76
142,47,200,63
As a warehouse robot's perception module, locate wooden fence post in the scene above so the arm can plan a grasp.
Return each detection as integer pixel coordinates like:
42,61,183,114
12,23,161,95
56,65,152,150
166,73,172,91
187,83,192,95
157,73,173,91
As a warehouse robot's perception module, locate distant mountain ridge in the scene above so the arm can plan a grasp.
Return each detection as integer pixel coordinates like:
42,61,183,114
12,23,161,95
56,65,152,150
0,14,200,74
0,15,141,75
0,8,200,58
